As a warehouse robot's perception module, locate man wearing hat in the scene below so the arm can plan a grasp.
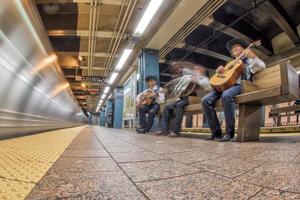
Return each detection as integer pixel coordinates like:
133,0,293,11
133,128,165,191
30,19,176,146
136,75,165,134
201,38,266,142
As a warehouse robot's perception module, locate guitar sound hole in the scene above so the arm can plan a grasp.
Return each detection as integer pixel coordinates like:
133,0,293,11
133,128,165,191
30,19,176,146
217,75,226,78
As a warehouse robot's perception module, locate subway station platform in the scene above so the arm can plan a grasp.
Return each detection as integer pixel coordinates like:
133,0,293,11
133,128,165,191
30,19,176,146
1,126,299,200
2,1,300,199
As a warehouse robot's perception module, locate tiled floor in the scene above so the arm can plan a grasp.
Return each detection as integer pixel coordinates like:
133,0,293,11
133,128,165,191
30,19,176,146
26,126,300,200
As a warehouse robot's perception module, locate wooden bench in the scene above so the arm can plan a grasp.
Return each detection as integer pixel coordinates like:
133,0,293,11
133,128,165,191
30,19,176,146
160,60,299,141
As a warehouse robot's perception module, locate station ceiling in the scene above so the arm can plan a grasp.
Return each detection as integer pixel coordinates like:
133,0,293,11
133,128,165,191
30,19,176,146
34,0,300,111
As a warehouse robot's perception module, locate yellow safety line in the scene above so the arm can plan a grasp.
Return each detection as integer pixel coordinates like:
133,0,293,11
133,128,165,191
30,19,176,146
0,126,86,200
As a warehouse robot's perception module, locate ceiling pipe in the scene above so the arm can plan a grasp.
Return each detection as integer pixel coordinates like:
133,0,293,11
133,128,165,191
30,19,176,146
105,0,137,76
159,0,226,58
102,0,126,77
90,0,102,74
160,0,225,58
87,0,94,76
103,0,133,75
103,0,137,76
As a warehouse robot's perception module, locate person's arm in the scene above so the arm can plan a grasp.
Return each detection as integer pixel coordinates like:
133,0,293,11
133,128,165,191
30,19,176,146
156,87,165,104
192,76,211,90
249,57,266,74
136,90,146,104
244,49,266,74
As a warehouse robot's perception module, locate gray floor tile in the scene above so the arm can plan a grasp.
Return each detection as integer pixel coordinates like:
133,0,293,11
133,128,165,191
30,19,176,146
120,159,201,182
137,172,261,200
26,171,145,200
236,162,300,193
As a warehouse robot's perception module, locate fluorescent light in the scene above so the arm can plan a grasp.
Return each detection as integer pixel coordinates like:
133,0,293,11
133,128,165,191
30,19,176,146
134,0,164,36
101,94,106,99
124,87,131,94
103,86,110,94
115,49,132,71
108,72,118,84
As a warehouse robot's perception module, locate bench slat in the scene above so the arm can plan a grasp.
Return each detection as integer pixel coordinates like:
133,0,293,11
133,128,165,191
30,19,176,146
252,64,281,89
235,86,281,104
269,105,300,114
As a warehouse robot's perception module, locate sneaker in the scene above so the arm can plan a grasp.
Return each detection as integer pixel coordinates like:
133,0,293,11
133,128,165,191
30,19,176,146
152,130,169,136
205,132,222,141
218,134,233,142
168,132,180,138
136,128,146,134
205,135,216,140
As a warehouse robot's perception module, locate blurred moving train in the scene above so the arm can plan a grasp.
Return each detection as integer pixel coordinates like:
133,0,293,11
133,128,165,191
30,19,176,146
0,0,87,139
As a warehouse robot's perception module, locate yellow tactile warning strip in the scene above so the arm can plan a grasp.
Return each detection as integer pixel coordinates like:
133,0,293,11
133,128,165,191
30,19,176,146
0,126,86,200
0,178,35,200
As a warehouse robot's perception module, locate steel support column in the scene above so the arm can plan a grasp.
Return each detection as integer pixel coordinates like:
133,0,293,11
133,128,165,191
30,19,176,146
99,110,106,126
113,87,124,129
99,109,106,126
138,49,160,92
105,99,114,128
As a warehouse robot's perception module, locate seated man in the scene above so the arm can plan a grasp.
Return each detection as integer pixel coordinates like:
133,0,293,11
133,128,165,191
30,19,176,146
202,38,266,142
136,76,165,134
155,65,210,137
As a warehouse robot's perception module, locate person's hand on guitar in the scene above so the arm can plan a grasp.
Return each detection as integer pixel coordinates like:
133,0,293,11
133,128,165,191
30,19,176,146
146,90,157,98
216,65,225,74
242,49,257,59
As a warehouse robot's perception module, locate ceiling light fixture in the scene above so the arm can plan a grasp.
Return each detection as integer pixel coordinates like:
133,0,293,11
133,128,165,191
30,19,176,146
115,49,132,71
103,86,110,94
134,0,164,36
108,72,119,84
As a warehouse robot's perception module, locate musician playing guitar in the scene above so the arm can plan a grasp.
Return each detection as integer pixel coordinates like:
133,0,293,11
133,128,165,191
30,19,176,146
202,38,266,142
136,76,165,134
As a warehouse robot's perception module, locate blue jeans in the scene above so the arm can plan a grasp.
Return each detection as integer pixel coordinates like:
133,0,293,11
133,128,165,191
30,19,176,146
201,85,241,137
161,98,189,134
139,102,160,131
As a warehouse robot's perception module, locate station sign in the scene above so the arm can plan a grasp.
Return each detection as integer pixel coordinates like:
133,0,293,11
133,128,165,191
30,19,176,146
77,99,86,102
75,76,106,82
73,90,86,95
87,89,99,95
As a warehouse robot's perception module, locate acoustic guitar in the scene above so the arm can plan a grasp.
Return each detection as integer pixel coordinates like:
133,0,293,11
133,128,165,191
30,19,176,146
137,88,158,107
209,40,261,92
141,90,156,106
